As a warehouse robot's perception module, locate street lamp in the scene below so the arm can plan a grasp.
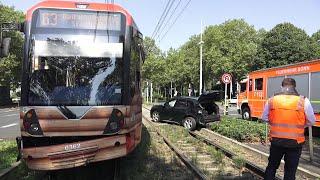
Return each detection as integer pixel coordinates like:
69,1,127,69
199,20,204,95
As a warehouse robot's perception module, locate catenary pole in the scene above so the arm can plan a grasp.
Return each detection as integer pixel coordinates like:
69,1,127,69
199,20,204,95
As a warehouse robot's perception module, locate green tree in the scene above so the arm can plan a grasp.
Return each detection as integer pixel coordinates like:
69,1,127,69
311,30,320,58
179,35,200,90
0,4,24,90
311,30,320,42
203,19,259,82
142,37,167,86
143,36,162,57
255,23,316,69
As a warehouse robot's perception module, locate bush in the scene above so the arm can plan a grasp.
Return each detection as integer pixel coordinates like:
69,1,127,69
211,117,266,143
0,140,18,170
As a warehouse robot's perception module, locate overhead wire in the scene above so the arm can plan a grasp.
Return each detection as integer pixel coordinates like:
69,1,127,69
151,0,174,39
154,0,182,42
152,0,175,40
151,0,172,38
159,0,192,43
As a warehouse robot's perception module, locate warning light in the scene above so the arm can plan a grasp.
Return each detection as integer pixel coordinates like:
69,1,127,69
76,3,89,9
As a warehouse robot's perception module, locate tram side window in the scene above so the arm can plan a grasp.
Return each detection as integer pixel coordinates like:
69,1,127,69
136,35,143,91
130,31,142,98
249,79,253,91
310,72,320,113
255,78,263,91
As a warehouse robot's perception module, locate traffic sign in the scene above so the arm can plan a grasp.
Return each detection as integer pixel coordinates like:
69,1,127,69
222,73,232,84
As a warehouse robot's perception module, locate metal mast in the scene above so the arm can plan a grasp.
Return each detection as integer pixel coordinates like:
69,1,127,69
199,20,204,95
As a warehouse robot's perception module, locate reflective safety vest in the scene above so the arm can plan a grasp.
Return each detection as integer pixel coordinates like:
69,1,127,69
268,95,306,144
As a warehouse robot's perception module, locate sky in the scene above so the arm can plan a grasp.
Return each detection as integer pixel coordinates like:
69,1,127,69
2,0,320,51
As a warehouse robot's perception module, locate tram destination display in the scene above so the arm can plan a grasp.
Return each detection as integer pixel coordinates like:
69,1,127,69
36,9,122,31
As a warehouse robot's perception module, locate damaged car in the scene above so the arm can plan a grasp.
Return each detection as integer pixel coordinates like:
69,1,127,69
150,92,221,131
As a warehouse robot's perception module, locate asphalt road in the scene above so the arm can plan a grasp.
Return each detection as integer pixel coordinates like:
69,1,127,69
218,103,242,118
0,107,20,140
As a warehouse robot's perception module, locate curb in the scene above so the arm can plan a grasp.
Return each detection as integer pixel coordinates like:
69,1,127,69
0,161,21,180
202,129,320,179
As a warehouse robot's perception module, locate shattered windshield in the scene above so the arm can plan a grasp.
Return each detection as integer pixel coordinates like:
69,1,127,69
26,9,126,106
28,34,124,106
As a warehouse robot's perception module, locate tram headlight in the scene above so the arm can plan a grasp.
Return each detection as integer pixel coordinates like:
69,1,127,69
110,122,118,130
30,123,40,132
23,109,43,135
103,109,124,134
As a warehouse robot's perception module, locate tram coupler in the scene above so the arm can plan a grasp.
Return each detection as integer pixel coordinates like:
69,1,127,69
16,137,22,161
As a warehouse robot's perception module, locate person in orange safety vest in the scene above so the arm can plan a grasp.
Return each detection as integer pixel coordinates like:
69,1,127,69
262,78,316,180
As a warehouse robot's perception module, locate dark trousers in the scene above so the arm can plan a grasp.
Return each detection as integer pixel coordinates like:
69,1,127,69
264,144,302,180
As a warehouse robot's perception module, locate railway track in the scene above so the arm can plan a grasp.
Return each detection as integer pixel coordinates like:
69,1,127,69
142,107,264,180
142,114,208,179
143,106,320,180
0,158,120,180
188,130,280,180
144,107,282,180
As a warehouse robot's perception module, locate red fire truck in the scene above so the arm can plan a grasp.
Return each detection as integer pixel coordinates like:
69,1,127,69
237,59,320,127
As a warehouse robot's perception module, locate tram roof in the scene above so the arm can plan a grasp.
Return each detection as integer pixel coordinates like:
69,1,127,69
26,0,135,26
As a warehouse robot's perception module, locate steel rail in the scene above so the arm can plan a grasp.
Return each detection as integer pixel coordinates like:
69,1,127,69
142,106,269,180
142,114,208,180
188,131,282,180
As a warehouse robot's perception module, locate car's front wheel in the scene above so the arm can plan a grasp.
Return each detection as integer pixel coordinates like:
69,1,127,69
183,117,196,131
151,111,160,122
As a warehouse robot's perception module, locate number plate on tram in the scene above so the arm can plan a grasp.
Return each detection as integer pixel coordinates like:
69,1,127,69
64,143,81,151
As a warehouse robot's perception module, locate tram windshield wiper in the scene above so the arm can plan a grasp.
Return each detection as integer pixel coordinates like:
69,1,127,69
57,105,77,119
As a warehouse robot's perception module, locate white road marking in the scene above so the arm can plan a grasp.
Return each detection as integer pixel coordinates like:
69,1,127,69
1,114,18,117
0,123,18,128
0,109,19,113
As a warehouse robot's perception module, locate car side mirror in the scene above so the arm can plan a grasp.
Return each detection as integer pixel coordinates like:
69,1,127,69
0,37,11,57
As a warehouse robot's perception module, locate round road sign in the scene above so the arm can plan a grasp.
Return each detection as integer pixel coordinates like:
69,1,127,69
222,73,232,84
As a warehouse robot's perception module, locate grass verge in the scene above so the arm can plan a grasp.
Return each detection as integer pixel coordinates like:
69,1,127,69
211,116,266,143
0,140,18,170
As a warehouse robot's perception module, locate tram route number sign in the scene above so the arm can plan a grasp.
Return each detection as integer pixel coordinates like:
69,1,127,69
221,73,232,84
